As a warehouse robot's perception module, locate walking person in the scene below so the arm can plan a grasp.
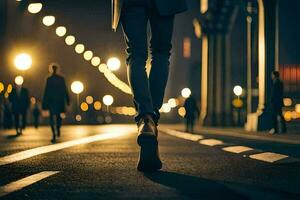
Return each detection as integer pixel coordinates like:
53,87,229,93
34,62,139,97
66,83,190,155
42,64,70,143
8,83,30,135
183,95,199,133
270,71,286,134
112,0,187,171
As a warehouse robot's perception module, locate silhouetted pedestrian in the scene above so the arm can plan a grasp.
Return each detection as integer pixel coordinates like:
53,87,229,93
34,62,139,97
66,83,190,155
3,99,13,129
42,64,70,143
8,84,30,135
112,0,187,171
270,71,286,134
32,102,41,129
184,96,200,133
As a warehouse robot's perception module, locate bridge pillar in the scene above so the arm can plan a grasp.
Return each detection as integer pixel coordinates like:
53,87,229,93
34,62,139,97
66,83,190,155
248,0,278,131
202,32,233,126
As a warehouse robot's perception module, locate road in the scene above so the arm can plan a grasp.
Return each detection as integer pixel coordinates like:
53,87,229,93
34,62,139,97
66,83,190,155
0,125,299,199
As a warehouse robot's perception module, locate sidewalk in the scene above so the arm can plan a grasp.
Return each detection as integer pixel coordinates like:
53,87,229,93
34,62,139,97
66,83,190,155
161,124,300,144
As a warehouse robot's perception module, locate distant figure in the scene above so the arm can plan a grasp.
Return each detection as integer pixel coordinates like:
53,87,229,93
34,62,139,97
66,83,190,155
270,71,286,134
32,102,41,129
9,84,30,135
3,99,13,129
183,96,200,133
42,64,70,143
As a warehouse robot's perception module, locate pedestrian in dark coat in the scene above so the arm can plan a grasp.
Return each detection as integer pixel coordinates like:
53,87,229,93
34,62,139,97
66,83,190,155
42,64,70,143
270,71,286,134
184,95,200,133
112,0,187,172
9,84,30,135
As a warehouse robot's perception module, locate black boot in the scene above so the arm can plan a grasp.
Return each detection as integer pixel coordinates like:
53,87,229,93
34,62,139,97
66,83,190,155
137,115,162,172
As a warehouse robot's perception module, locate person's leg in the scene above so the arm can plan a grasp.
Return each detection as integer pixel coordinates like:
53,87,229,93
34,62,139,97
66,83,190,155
21,112,27,130
148,2,174,124
56,113,62,137
14,114,20,135
279,110,287,133
49,111,56,142
272,109,278,133
121,1,154,123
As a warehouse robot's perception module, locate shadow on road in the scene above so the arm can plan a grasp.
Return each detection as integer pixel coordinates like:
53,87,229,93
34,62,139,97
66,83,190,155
6,134,21,140
144,171,246,199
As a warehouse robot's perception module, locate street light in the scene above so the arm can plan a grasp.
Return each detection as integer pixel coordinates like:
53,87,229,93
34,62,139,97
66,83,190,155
14,75,24,86
181,88,191,98
42,16,55,26
27,3,43,14
75,44,85,54
56,26,67,37
65,35,75,46
102,95,114,111
91,57,101,67
233,85,243,97
83,51,93,61
14,53,32,71
107,57,121,71
71,81,84,116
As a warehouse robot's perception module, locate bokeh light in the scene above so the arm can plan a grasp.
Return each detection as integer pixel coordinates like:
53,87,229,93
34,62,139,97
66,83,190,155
86,96,94,104
107,57,121,71
65,35,75,46
168,98,178,108
91,57,101,67
178,107,186,117
27,3,43,14
94,101,102,110
233,85,243,96
14,75,24,86
80,102,89,112
56,26,67,37
75,114,82,122
0,82,4,93
75,44,85,54
102,95,114,106
83,51,93,61
71,81,84,94
42,16,55,26
181,88,191,98
14,53,32,71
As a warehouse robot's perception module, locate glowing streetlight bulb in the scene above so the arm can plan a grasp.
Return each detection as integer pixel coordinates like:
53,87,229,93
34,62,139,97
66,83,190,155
91,57,101,67
162,103,171,113
14,53,32,71
107,57,121,71
65,35,75,46
56,26,67,37
181,88,191,98
27,3,43,14
102,95,114,106
168,98,178,108
71,81,84,94
75,44,85,54
14,76,24,86
83,51,93,61
42,16,55,26
86,96,94,104
233,85,243,96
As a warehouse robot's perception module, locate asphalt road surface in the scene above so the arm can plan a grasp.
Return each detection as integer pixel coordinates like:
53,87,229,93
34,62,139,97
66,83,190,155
0,125,299,199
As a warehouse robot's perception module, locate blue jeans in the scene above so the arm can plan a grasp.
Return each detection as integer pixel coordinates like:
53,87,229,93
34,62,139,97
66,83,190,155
121,0,174,124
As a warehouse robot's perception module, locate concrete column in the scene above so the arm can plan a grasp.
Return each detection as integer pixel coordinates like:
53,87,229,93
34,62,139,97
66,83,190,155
256,0,278,131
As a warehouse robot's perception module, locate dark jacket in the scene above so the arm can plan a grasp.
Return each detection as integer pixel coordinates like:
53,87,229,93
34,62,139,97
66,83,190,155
112,0,187,31
42,74,70,113
271,78,284,109
184,96,200,119
9,87,30,114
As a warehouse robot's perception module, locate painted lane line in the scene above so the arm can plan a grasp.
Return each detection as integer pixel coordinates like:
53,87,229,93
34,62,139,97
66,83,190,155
249,152,289,163
0,171,59,197
199,139,224,146
0,127,135,166
222,146,254,154
160,129,204,141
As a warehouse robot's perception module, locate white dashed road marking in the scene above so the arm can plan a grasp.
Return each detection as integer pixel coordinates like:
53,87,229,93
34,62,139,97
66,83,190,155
161,128,295,164
249,152,289,163
199,139,224,146
0,126,135,166
222,146,254,154
0,171,60,197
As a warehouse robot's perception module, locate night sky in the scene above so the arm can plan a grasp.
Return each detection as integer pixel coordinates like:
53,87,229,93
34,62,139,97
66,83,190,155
1,0,300,107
